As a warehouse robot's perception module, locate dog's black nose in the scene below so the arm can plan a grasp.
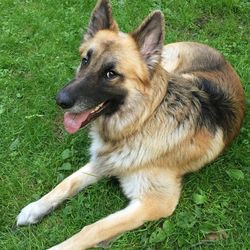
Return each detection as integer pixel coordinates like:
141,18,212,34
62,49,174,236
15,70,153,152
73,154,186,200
56,90,75,109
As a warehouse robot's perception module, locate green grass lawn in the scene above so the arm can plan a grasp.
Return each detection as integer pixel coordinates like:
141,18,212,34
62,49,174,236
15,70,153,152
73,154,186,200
0,0,249,249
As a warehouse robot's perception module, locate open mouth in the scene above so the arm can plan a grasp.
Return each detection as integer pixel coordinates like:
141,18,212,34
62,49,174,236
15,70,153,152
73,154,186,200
64,101,109,134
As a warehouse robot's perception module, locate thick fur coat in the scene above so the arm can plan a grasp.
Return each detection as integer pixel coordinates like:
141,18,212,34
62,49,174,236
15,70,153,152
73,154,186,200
17,1,245,249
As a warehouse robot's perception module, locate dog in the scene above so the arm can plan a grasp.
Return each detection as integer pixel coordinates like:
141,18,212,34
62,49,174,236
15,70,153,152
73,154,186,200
16,0,245,249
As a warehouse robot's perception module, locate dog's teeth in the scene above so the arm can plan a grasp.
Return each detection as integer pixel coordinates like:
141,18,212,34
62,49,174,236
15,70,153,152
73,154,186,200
97,103,103,109
90,102,105,114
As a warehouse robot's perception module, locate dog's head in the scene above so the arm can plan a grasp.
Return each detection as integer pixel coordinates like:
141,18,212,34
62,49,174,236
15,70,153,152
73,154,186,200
56,0,165,134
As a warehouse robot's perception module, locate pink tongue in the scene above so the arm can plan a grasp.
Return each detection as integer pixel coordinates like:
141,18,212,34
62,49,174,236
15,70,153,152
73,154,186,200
64,111,91,134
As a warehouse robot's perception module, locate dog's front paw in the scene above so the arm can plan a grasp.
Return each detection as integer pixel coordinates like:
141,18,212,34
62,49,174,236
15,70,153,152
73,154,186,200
47,246,60,250
16,201,50,226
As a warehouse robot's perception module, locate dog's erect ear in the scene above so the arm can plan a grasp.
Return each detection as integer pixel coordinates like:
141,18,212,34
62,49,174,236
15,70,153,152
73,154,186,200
84,0,118,41
131,11,165,72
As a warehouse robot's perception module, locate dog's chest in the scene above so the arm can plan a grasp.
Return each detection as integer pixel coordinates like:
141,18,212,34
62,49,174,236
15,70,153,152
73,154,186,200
90,131,149,175
89,121,189,176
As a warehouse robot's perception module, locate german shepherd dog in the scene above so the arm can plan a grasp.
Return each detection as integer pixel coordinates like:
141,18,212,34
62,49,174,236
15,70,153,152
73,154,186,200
17,0,245,249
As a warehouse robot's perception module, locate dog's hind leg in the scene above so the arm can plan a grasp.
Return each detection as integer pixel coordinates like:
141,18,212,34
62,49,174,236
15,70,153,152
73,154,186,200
47,170,181,250
17,162,100,226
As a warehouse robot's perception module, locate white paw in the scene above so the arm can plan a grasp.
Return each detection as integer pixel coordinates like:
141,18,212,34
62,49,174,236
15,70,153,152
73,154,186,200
47,246,59,250
16,200,50,226
47,243,68,250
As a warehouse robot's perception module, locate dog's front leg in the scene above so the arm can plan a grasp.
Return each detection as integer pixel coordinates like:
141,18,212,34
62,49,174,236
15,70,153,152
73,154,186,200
17,162,100,226
48,195,174,250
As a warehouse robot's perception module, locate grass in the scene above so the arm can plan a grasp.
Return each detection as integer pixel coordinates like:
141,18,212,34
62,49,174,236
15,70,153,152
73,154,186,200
0,0,249,249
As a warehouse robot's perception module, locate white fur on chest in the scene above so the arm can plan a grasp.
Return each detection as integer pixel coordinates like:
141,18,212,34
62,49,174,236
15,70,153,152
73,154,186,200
89,117,190,176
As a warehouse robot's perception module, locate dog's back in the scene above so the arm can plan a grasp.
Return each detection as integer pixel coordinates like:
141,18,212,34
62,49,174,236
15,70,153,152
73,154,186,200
162,42,245,145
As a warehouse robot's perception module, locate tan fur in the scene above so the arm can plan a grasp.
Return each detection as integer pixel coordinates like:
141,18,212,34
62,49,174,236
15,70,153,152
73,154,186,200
17,1,245,249
80,30,150,89
162,42,245,145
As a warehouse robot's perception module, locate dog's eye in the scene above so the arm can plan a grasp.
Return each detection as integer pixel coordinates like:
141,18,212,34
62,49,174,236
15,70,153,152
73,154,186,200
106,70,118,80
81,50,92,66
82,57,89,65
